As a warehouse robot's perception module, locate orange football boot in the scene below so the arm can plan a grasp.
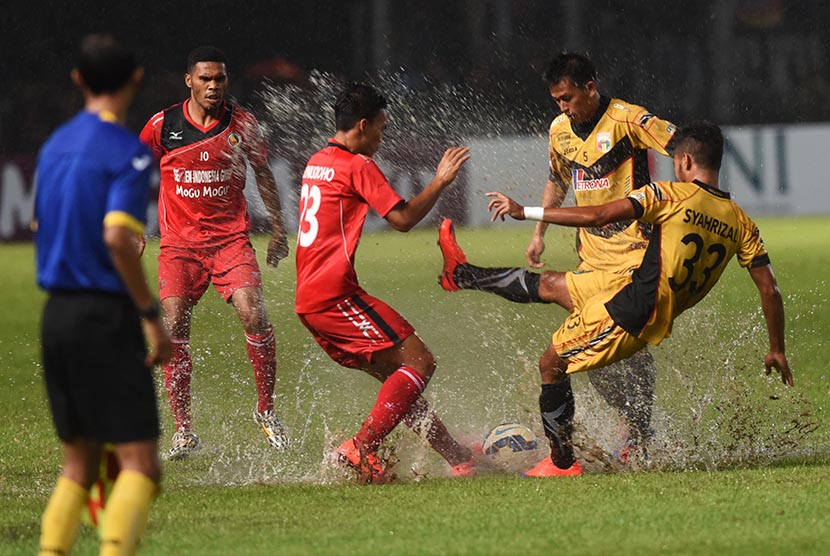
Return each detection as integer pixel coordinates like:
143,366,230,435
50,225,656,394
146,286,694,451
437,218,467,292
337,438,388,484
521,457,583,477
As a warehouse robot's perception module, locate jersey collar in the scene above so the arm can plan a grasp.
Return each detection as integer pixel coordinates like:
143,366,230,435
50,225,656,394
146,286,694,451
571,96,611,140
182,98,227,133
327,138,353,153
693,179,730,199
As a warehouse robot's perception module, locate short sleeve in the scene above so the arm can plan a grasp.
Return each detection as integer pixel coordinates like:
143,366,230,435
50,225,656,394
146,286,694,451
105,142,153,234
627,182,668,224
352,156,404,217
625,107,677,156
139,112,164,159
735,215,769,268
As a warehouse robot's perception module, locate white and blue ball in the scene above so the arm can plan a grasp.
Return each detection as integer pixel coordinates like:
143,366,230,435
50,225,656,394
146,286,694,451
482,423,540,472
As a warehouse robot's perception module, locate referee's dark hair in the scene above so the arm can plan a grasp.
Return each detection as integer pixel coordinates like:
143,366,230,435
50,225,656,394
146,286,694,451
334,82,388,131
75,33,138,95
673,121,724,171
186,46,228,72
544,52,597,89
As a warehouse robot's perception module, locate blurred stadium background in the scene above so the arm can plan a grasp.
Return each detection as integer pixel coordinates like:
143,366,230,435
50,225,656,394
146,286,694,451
2,0,829,241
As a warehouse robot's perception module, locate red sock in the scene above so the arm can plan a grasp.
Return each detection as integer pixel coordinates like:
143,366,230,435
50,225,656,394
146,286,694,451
163,338,192,431
246,327,276,414
356,366,426,452
403,397,471,466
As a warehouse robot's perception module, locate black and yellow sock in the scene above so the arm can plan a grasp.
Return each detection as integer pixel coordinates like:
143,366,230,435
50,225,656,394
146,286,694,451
99,470,158,556
39,476,87,556
539,379,576,468
456,264,545,303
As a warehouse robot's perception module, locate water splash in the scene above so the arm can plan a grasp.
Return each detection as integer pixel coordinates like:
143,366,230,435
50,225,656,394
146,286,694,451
133,74,824,488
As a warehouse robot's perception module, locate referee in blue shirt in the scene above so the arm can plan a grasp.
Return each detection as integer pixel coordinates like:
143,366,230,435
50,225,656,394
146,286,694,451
35,34,171,556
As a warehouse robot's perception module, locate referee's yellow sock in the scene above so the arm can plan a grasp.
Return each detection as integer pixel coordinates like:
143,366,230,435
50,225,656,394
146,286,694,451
99,470,158,556
39,476,87,556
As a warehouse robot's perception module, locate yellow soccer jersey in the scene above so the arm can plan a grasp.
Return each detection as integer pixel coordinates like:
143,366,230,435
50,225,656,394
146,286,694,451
605,180,769,345
549,96,676,272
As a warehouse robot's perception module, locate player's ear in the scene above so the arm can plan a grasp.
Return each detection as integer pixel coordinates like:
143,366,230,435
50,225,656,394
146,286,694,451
356,118,368,135
681,152,694,172
184,72,192,89
584,80,598,95
70,69,84,89
130,67,145,87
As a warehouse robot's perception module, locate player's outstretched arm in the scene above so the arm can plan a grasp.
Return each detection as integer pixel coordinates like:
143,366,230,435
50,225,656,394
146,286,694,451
487,193,635,228
385,146,470,232
748,264,793,386
526,178,567,268
253,164,289,268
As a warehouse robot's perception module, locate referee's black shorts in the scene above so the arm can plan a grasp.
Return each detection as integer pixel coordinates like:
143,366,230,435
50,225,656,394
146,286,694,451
41,291,160,443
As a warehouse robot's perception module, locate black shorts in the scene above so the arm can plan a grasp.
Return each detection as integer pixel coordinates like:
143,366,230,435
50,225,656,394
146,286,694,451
41,292,160,443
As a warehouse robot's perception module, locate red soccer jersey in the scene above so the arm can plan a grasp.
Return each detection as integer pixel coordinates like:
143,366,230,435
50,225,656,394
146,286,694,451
294,140,404,313
139,100,269,248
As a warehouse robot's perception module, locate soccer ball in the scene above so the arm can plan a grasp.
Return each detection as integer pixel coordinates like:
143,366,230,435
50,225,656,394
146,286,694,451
482,423,540,472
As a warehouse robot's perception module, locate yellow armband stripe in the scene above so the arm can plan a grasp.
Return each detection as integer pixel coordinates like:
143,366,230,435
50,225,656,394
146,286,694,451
103,211,145,235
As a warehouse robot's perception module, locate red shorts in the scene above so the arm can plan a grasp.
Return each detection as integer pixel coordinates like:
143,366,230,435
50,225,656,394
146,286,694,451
297,291,415,370
158,236,262,304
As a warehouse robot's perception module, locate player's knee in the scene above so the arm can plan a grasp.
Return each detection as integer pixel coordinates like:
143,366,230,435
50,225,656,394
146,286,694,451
114,442,162,483
539,364,567,384
61,461,99,490
538,271,572,309
538,346,567,383
414,352,437,382
239,308,270,335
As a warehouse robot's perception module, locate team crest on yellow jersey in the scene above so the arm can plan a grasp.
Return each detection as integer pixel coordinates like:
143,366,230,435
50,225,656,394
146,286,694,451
596,132,612,153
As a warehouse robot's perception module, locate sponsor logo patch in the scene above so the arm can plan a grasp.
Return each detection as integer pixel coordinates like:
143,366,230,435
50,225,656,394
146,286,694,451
573,169,611,191
131,155,151,171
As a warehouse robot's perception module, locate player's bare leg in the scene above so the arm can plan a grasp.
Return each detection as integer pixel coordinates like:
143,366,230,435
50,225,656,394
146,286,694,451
161,297,201,459
231,286,288,450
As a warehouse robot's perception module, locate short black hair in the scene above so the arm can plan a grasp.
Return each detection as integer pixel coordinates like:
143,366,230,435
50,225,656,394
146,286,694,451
74,33,138,95
186,46,228,72
673,121,724,171
543,52,597,88
334,82,388,131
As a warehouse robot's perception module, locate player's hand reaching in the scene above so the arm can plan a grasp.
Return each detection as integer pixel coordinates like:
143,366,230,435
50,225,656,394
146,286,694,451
525,235,546,268
267,232,290,268
486,192,525,222
764,351,793,386
433,147,471,188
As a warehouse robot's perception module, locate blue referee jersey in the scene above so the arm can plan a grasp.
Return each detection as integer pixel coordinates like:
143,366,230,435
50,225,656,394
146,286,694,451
35,111,153,293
